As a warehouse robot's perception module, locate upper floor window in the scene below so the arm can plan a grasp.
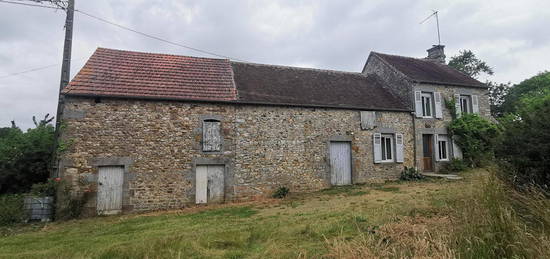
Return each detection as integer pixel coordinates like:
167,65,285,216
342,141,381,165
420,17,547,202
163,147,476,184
421,92,433,118
415,91,442,119
459,95,472,114
454,94,480,117
202,119,221,152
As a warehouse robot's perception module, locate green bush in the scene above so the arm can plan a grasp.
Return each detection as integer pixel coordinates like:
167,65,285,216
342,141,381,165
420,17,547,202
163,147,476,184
443,159,468,173
0,194,24,226
448,114,500,167
400,167,425,181
272,186,290,199
30,178,61,197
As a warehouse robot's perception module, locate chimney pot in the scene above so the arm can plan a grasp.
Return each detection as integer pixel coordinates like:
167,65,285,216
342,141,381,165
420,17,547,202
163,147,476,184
426,45,446,63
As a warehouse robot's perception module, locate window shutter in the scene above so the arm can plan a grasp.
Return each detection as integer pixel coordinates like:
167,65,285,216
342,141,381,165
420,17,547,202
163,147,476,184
414,91,423,118
395,133,404,163
452,137,463,159
454,94,462,118
434,92,443,119
434,134,440,161
360,111,376,130
373,133,382,163
472,95,479,114
203,120,221,151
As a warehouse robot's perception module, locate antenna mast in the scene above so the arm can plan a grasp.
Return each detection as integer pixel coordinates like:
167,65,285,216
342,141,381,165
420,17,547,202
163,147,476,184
420,10,441,45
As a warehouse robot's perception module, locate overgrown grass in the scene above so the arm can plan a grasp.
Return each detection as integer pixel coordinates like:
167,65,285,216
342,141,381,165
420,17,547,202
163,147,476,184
0,168,548,258
448,170,550,258
324,168,550,258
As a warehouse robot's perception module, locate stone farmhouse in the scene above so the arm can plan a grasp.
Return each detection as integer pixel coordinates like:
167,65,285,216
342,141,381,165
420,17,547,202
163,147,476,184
58,45,489,215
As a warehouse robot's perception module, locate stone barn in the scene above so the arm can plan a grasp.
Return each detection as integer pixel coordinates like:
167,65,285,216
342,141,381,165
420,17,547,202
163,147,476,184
57,45,489,215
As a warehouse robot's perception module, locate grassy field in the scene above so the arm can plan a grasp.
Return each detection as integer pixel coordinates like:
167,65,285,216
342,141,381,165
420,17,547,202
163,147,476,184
0,168,548,258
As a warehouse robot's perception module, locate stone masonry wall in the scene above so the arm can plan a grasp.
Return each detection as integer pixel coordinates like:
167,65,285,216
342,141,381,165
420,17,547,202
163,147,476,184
59,97,414,214
362,54,414,109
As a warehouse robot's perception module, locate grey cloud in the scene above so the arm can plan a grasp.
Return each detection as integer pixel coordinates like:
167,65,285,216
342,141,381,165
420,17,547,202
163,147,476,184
1,0,548,129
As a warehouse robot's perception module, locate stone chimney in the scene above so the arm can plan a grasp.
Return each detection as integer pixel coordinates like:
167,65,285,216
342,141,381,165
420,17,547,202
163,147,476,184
426,45,446,63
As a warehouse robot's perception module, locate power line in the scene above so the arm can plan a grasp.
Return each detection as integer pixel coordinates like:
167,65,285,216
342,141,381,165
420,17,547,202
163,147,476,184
1,0,248,61
0,1,249,76
0,0,63,9
0,58,83,79
74,9,248,62
0,63,59,79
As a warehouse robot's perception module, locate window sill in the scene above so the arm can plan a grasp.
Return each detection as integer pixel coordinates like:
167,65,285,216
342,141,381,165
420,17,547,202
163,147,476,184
378,160,396,164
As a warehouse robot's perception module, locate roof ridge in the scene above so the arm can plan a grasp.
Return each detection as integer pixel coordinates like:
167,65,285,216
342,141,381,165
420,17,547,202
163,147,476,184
373,51,431,62
96,47,230,61
231,60,366,77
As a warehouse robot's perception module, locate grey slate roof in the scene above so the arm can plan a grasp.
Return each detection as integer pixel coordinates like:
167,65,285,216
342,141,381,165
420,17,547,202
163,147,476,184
372,52,486,88
231,61,409,111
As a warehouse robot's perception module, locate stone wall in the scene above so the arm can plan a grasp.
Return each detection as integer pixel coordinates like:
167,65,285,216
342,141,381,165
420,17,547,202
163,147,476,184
59,97,414,215
362,54,414,109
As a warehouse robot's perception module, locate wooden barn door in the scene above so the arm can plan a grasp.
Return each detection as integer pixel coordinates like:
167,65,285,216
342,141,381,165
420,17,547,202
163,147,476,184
330,141,352,186
97,166,124,215
196,165,225,204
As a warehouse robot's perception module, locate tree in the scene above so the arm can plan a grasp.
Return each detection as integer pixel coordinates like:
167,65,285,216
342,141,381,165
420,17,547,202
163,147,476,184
448,50,494,79
497,99,550,191
0,115,55,194
500,71,550,115
486,81,511,117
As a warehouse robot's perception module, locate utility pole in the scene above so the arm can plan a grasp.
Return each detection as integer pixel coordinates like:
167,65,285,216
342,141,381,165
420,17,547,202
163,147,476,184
52,0,75,177
59,0,74,91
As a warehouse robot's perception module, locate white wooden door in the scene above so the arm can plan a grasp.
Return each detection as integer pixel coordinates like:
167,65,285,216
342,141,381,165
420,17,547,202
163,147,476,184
97,166,124,215
207,165,225,203
196,165,225,204
330,142,352,186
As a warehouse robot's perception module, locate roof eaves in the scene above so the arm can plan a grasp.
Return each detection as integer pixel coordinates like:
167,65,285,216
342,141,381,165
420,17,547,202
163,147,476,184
412,79,487,88
62,92,412,112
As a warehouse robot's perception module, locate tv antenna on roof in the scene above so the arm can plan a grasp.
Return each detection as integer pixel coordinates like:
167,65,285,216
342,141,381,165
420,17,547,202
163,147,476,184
420,10,441,45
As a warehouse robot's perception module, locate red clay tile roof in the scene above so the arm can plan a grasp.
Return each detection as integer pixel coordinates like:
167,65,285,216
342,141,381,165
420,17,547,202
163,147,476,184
63,48,237,101
372,52,485,88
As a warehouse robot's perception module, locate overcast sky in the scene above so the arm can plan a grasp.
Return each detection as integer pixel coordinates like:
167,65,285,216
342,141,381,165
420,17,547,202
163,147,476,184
1,0,549,130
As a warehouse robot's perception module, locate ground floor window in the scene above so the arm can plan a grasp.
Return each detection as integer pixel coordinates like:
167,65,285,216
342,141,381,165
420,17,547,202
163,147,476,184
438,135,449,161
381,134,394,162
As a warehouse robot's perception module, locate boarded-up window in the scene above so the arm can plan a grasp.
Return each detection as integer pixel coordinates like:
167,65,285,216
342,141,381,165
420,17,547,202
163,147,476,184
203,120,221,152
360,111,376,130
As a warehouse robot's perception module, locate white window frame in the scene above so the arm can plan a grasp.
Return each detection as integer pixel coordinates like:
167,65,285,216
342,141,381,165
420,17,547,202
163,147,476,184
437,135,449,161
421,92,434,118
380,134,394,162
460,95,472,114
